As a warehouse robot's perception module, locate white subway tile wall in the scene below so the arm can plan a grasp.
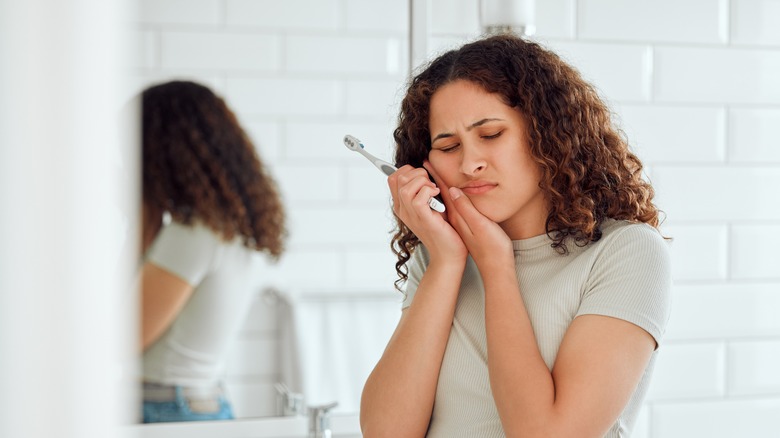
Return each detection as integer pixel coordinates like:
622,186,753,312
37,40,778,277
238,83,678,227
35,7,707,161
616,105,726,163
137,0,222,26
135,0,780,433
225,0,342,30
646,342,726,400
533,0,575,39
663,224,728,281
731,224,780,279
729,108,780,162
729,340,780,396
655,47,780,104
161,32,281,71
548,41,653,102
577,0,726,44
652,167,780,221
653,399,780,438
731,0,780,46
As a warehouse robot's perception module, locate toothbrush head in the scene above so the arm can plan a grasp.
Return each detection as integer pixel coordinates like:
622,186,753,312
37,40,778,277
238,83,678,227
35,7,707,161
343,135,363,151
343,133,399,176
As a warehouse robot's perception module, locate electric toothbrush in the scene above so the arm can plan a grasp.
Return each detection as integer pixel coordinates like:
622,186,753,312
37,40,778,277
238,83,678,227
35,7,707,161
343,134,445,213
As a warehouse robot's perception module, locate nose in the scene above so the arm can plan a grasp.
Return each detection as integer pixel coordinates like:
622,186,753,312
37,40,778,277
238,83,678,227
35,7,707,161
459,142,486,176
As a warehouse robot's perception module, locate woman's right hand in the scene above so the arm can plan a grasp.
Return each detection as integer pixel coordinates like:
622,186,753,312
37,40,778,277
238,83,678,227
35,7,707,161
388,164,467,263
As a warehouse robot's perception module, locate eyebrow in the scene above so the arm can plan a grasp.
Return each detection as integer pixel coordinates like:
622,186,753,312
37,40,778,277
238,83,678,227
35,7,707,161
431,118,505,143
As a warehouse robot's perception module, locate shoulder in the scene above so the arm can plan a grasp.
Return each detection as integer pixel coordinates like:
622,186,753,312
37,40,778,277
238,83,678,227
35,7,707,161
160,220,221,242
596,219,670,261
579,220,673,343
600,218,664,241
586,219,671,288
153,220,238,253
146,221,225,277
582,219,672,302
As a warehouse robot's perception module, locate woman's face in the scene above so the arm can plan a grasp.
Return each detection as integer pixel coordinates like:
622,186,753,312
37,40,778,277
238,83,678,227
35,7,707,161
427,80,549,239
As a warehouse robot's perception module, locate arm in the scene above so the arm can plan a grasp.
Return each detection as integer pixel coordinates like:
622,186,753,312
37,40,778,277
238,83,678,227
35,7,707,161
482,267,655,437
360,258,465,437
360,165,467,437
139,222,217,351
140,262,194,350
441,181,662,437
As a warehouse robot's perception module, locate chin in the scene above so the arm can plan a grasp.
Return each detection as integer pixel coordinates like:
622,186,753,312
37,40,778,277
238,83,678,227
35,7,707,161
469,201,507,223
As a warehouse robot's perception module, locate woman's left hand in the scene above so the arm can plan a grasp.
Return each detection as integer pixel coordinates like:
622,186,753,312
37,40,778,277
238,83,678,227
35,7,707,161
424,161,514,272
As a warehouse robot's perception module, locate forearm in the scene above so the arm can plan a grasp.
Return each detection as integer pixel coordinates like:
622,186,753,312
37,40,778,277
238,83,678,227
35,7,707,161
361,260,464,437
140,263,194,351
482,267,559,437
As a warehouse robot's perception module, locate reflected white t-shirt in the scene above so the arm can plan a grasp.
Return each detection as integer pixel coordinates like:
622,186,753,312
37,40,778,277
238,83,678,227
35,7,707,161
143,221,264,388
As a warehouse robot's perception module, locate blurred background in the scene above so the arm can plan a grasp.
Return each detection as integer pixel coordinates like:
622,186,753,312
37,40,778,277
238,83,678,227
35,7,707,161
2,1,779,437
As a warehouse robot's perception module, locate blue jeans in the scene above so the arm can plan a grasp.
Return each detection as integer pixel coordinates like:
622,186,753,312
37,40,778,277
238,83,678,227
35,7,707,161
142,385,234,423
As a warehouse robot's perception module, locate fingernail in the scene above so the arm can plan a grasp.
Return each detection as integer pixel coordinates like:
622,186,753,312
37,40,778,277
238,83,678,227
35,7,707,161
449,187,462,200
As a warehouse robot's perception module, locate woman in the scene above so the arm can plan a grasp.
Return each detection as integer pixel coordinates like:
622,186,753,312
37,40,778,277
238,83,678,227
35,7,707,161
140,80,286,423
361,35,671,437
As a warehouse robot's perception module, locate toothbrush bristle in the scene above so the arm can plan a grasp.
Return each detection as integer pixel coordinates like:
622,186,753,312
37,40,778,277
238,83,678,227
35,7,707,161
343,135,363,151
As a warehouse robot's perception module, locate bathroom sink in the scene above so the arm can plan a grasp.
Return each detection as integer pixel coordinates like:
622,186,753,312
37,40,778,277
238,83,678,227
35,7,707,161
128,413,361,438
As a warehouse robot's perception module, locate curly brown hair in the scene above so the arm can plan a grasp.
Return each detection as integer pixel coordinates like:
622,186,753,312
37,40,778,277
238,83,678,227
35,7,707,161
142,80,286,258
392,34,662,288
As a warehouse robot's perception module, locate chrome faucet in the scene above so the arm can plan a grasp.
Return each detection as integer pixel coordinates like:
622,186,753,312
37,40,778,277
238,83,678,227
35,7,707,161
308,401,338,438
275,382,305,417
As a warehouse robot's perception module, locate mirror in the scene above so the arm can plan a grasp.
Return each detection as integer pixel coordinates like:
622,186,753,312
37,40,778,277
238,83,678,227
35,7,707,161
131,0,417,420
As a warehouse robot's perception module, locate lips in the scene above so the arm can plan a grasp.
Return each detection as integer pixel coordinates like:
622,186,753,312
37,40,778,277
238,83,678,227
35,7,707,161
460,181,497,195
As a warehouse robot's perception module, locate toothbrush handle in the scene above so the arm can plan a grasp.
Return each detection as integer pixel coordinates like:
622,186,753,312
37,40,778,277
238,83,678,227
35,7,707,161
345,134,445,212
428,197,445,213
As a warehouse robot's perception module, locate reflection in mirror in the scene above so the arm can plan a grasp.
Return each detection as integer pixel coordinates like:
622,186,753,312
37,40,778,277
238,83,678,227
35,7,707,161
132,0,420,422
138,80,287,423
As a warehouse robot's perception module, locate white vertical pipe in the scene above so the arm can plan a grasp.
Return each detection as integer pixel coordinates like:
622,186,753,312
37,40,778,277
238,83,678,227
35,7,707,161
409,0,430,75
0,1,137,437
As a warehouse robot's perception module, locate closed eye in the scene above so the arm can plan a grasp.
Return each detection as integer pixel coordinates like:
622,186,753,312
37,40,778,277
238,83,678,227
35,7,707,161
482,131,502,140
438,143,460,153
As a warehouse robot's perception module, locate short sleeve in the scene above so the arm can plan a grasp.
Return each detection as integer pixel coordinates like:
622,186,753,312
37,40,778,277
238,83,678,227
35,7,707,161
146,222,220,286
576,224,672,346
401,245,430,309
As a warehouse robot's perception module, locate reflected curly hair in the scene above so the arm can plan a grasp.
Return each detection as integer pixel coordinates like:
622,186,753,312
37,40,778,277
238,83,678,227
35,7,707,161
392,34,662,289
142,80,286,258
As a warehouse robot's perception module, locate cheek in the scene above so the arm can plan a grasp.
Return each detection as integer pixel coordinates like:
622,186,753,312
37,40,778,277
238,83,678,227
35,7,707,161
427,155,458,183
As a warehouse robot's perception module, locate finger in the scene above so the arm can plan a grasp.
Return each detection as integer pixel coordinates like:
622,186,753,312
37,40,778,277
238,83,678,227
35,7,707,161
396,164,427,179
397,175,441,218
422,160,450,204
423,161,448,191
387,168,401,214
447,187,478,236
412,185,442,213
388,164,423,188
398,174,438,203
389,166,432,214
423,160,460,222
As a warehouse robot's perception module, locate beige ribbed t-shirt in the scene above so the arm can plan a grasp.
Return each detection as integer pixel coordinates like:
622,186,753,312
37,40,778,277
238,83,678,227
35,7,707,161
402,219,672,438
